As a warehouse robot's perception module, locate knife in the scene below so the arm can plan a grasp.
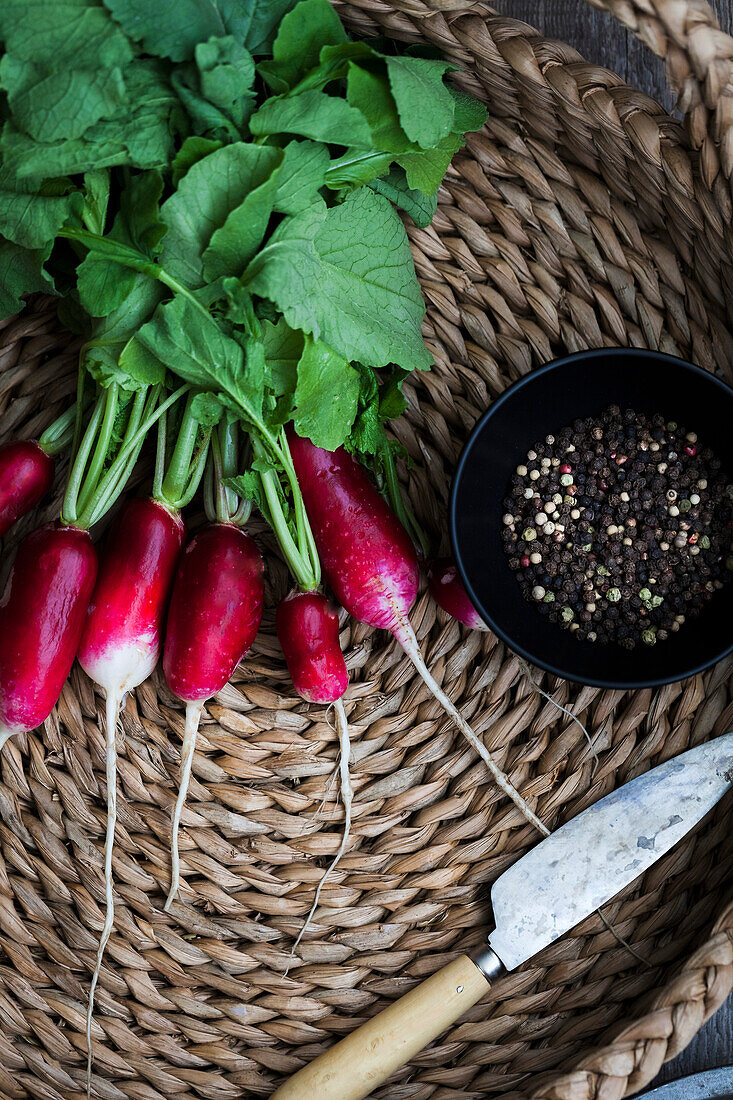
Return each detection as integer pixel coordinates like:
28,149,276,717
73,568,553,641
271,731,733,1100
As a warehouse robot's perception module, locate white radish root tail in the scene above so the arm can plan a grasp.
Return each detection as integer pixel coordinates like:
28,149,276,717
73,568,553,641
86,686,121,1098
392,611,549,837
313,756,340,819
290,698,353,960
165,701,204,911
0,729,14,753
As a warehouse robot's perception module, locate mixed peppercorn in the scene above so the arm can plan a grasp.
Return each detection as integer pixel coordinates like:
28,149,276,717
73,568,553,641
502,405,733,648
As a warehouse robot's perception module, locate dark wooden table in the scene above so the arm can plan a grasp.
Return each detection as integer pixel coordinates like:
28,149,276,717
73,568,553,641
505,0,733,112
501,1,733,1090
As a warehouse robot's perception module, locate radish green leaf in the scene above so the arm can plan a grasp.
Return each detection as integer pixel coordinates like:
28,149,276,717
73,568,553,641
161,142,280,287
249,90,372,146
0,63,177,179
384,55,456,149
397,130,463,193
171,138,224,186
262,317,303,397
346,64,411,153
293,336,360,449
450,86,487,133
369,167,437,228
0,238,54,318
0,0,133,68
246,189,431,372
258,0,346,93
0,56,127,143
273,140,330,214
0,170,81,249
203,172,278,280
102,0,297,61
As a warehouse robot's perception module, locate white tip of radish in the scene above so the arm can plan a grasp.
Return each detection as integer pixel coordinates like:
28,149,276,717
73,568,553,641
391,610,549,838
165,701,204,912
86,686,121,1099
0,715,28,753
79,636,158,698
289,698,353,965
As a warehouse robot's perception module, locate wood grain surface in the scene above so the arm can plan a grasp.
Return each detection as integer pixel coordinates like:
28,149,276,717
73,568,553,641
504,0,733,112
501,1,733,1090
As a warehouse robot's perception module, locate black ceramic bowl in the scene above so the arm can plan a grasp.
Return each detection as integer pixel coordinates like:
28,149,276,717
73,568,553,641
449,349,733,688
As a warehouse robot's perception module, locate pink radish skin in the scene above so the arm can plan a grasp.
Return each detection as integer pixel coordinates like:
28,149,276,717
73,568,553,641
287,430,548,837
0,441,54,538
286,427,419,633
276,589,352,960
277,591,348,703
77,498,185,1087
0,523,97,750
164,523,264,700
163,523,264,909
79,499,186,695
427,557,488,631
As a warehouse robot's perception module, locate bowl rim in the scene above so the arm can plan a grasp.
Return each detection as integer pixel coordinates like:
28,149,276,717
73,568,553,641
448,348,733,688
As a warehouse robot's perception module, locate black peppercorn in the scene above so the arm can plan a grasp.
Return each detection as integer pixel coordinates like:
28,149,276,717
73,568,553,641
503,405,733,649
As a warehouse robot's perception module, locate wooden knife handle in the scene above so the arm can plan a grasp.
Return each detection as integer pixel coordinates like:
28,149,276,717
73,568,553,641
270,954,491,1100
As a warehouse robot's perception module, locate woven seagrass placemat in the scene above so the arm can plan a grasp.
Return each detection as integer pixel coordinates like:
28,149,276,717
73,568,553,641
1,2,733,1097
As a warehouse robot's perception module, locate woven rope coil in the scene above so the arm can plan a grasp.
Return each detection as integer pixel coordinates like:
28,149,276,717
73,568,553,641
1,2,733,1098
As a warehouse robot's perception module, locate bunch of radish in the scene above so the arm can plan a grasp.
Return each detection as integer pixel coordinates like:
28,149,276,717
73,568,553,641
0,2,518,1088
0,389,545,1095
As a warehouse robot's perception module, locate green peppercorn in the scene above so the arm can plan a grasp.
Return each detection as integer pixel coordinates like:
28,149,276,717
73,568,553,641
699,535,711,549
641,628,657,646
639,587,652,601
561,606,574,622
543,591,555,602
522,527,537,541
560,473,574,487
606,588,621,602
678,498,692,513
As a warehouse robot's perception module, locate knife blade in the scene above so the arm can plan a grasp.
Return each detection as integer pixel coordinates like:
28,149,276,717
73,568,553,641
272,731,733,1100
488,732,733,970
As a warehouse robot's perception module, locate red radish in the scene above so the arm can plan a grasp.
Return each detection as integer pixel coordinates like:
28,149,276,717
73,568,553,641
277,591,349,703
0,523,97,750
0,441,54,538
163,523,264,908
427,557,488,631
79,499,186,701
76,498,185,1080
286,428,548,836
277,589,353,954
71,389,213,1093
286,433,420,632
